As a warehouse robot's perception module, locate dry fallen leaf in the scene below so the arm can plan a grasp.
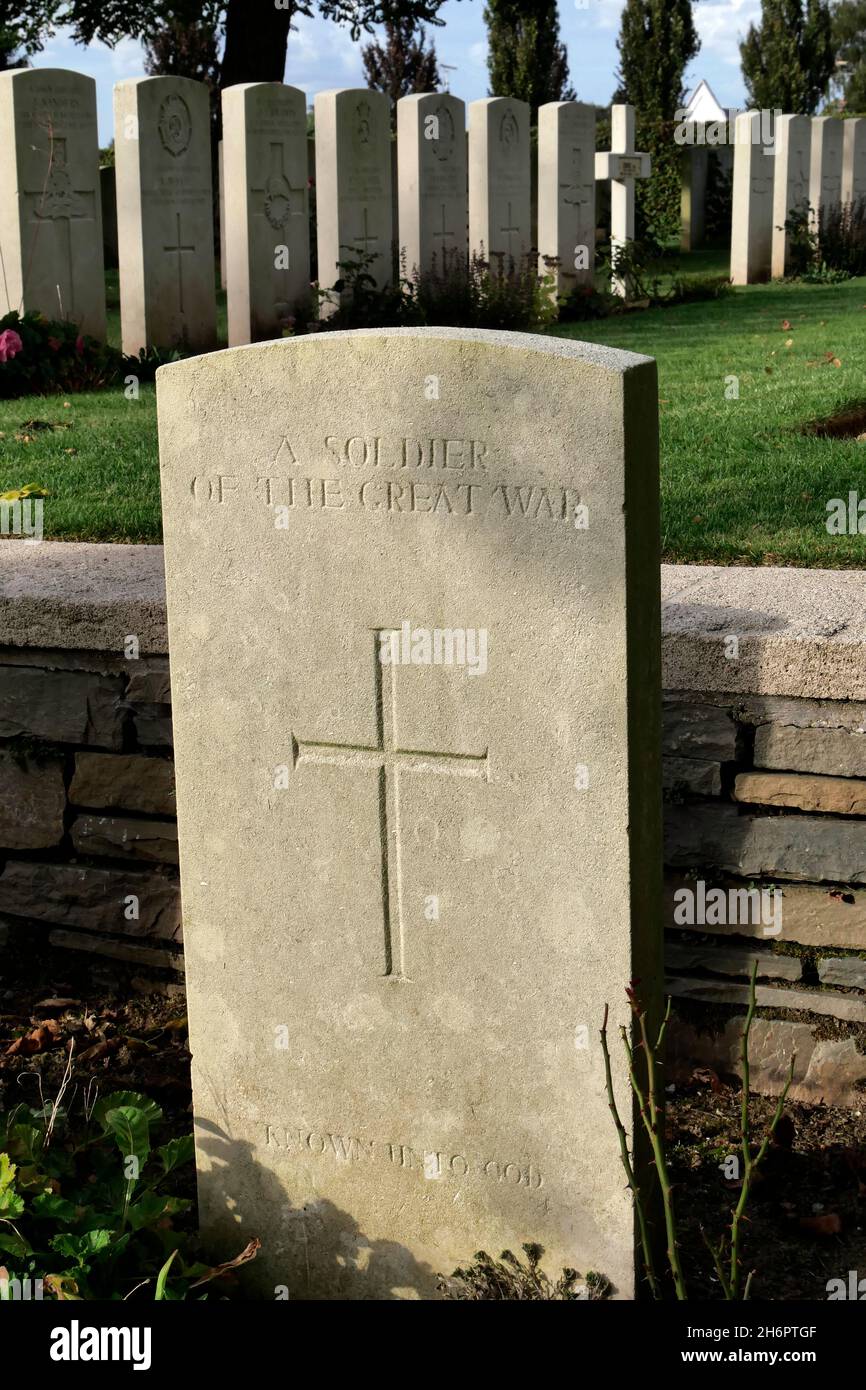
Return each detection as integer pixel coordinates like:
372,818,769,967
189,1237,261,1288
798,1213,842,1237
781,319,791,330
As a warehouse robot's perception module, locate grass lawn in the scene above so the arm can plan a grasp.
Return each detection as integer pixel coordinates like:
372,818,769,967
1,259,865,563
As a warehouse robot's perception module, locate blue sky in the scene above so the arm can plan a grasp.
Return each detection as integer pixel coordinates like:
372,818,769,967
30,0,762,146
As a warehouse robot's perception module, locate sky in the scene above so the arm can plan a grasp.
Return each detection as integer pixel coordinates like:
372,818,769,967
29,0,763,147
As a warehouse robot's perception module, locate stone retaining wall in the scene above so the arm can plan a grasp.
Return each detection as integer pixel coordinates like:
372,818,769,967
1,546,865,1103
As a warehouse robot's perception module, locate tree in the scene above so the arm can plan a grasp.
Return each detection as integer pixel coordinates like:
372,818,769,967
64,1,454,94
0,2,58,71
484,0,574,116
142,3,222,89
740,0,834,114
831,0,866,110
614,0,699,119
362,17,439,123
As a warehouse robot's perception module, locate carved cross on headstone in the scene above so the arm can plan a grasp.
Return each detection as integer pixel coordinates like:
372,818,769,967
342,205,378,260
499,201,521,259
291,632,489,983
594,105,651,297
251,142,305,232
163,211,195,315
432,202,454,253
23,136,96,321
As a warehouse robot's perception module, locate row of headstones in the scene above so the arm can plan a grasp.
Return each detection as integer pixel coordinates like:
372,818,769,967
731,112,866,283
0,67,652,354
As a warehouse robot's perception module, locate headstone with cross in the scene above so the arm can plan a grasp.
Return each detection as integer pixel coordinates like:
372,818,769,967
771,115,811,279
469,97,531,267
810,116,844,230
730,111,774,285
158,324,662,1301
538,101,597,298
397,92,467,276
315,89,392,315
223,83,310,347
0,68,106,338
842,117,866,207
594,104,651,298
114,75,216,355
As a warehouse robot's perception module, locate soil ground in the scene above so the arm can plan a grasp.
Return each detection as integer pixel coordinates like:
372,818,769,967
2,938,864,1301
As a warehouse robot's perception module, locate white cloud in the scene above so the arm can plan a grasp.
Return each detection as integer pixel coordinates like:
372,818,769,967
695,0,761,68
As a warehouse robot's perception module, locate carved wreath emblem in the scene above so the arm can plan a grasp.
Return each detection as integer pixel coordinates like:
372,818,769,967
499,110,519,148
430,105,456,163
158,94,192,158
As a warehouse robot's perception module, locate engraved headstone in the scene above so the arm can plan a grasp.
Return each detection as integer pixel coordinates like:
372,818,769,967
841,118,866,206
595,106,651,297
397,92,467,276
157,326,662,1301
730,112,773,285
809,116,843,228
114,76,217,356
679,145,708,251
218,140,226,292
468,97,531,264
0,68,105,337
223,83,310,347
537,101,596,297
315,88,392,307
771,115,811,279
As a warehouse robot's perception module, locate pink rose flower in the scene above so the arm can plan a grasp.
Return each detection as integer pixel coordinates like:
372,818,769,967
47,337,61,352
75,335,85,356
0,329,23,363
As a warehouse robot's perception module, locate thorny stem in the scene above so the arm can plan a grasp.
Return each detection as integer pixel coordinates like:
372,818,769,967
600,1005,660,1300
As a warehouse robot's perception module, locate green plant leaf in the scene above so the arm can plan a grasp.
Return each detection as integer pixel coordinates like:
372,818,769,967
0,1153,24,1218
31,1192,77,1222
92,1091,162,1132
156,1135,194,1176
0,1230,32,1258
155,1247,179,1300
103,1106,152,1170
50,1229,114,1260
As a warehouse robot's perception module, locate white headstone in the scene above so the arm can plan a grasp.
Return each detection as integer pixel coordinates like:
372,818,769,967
157,325,663,1301
841,118,866,206
809,116,844,228
468,97,531,265
223,83,310,347
315,89,393,307
0,68,105,337
730,112,773,285
595,105,650,297
397,93,467,277
114,76,217,356
218,139,226,292
538,101,596,297
771,115,811,279
679,146,708,252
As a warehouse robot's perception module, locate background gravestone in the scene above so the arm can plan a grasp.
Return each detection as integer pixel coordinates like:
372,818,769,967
841,118,866,206
0,68,105,338
158,326,662,1301
223,83,310,347
730,112,773,285
468,97,531,263
809,116,844,227
537,101,596,297
771,115,811,279
114,76,217,356
315,88,392,308
397,92,467,277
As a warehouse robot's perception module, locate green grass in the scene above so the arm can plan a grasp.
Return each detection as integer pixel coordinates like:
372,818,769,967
1,260,865,563
550,270,866,566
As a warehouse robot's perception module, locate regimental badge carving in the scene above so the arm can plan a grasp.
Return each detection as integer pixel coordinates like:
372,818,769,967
355,100,372,146
40,138,75,217
499,109,519,148
430,104,456,163
158,94,192,158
